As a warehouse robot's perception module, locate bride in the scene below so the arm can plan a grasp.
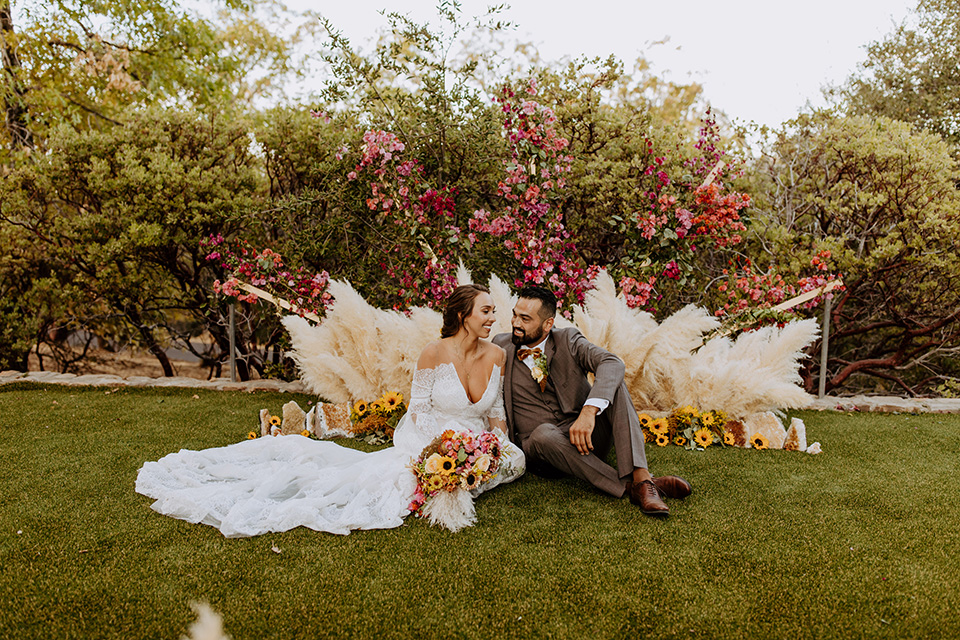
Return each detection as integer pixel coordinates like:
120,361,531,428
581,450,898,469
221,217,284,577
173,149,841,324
136,284,525,537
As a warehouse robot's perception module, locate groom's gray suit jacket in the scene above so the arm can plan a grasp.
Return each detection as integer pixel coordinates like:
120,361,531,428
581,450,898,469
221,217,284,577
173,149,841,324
492,327,625,443
493,327,647,495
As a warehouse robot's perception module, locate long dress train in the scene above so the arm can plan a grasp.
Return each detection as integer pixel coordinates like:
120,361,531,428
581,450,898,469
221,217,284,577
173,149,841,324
135,363,525,537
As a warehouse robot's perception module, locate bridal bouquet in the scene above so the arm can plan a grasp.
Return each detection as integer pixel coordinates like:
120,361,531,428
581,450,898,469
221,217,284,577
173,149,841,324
408,429,502,532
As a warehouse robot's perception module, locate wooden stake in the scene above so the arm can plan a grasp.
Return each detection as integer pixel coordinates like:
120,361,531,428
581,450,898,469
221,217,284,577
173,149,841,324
229,305,237,382
818,295,833,398
236,282,323,323
698,160,726,190
772,279,844,313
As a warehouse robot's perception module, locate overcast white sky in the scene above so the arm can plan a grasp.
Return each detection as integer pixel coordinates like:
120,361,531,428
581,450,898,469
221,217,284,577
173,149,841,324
296,0,916,128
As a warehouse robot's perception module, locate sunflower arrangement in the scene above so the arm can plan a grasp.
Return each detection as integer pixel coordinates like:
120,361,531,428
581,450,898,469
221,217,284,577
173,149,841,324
638,406,731,451
350,391,406,444
247,414,283,439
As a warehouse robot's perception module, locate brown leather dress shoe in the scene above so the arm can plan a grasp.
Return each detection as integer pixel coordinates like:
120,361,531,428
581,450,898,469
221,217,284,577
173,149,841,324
627,480,669,516
653,475,692,500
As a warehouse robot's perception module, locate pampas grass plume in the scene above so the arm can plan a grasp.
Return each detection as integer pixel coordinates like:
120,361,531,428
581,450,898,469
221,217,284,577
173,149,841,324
284,279,441,402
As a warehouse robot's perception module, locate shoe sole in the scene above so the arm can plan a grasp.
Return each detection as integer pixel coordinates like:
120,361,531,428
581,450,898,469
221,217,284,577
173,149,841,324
629,495,671,516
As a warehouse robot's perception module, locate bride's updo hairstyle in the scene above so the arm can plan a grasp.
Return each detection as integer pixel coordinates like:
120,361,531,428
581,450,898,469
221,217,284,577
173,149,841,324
440,284,491,338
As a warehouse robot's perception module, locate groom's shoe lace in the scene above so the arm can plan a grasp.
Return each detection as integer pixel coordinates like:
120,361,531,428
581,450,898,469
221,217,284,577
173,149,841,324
626,480,670,517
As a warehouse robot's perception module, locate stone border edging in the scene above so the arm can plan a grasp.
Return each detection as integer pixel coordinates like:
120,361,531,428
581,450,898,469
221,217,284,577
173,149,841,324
3,370,959,412
805,395,960,413
0,370,309,394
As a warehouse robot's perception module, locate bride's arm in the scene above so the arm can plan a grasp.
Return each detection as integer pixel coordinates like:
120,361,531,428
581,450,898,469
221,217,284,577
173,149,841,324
487,346,508,434
401,342,440,438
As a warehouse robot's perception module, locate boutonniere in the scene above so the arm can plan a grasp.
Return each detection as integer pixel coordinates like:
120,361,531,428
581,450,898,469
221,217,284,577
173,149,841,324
530,351,549,392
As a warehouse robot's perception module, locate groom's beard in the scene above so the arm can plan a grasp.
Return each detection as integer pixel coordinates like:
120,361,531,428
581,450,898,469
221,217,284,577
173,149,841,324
511,324,546,346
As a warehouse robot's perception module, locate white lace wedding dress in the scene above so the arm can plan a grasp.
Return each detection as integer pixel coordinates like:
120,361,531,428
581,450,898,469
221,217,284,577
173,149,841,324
135,363,525,537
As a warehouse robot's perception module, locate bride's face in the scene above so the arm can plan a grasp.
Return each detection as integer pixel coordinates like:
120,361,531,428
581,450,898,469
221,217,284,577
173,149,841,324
462,292,496,339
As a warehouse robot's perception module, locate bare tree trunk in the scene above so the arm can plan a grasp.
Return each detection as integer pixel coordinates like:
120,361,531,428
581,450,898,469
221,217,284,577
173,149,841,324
124,307,176,377
147,341,175,378
0,0,34,151
135,325,175,378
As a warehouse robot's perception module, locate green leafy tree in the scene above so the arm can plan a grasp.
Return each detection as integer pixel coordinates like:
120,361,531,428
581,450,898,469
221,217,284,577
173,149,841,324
1,0,297,157
0,106,265,376
752,111,960,394
842,0,960,145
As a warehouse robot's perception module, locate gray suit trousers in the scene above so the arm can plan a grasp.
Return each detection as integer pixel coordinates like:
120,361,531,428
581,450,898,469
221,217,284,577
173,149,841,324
521,381,648,497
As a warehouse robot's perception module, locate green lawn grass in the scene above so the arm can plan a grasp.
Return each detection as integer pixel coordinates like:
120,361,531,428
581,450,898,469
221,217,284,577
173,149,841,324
2,382,959,639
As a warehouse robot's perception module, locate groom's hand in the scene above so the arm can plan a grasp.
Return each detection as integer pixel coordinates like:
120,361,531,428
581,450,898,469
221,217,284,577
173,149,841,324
569,406,598,455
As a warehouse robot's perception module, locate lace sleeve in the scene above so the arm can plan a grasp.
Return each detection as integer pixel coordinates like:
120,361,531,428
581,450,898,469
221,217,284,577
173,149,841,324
487,372,507,434
408,367,436,423
393,366,440,453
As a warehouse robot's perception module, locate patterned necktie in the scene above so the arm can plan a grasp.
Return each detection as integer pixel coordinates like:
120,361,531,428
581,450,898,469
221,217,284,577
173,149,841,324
517,347,542,361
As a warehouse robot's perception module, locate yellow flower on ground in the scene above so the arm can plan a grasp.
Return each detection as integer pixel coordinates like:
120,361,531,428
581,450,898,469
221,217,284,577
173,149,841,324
300,430,310,437
247,431,258,440
701,413,716,427
723,431,736,446
638,413,653,428
424,453,445,475
269,415,281,427
678,405,697,420
656,434,670,447
651,418,670,435
694,428,713,448
382,391,403,409
674,435,687,447
750,432,769,450
669,405,698,430
353,400,368,416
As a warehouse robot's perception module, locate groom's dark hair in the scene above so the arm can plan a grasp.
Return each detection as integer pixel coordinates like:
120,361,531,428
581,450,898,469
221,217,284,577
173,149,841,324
518,286,557,319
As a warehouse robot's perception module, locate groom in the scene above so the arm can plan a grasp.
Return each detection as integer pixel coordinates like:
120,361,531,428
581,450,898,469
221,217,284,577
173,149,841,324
493,286,691,516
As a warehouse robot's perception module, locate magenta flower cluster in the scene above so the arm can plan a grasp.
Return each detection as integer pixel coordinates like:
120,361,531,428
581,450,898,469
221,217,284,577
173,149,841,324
611,113,754,310
347,129,464,309
468,80,599,308
202,235,333,319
